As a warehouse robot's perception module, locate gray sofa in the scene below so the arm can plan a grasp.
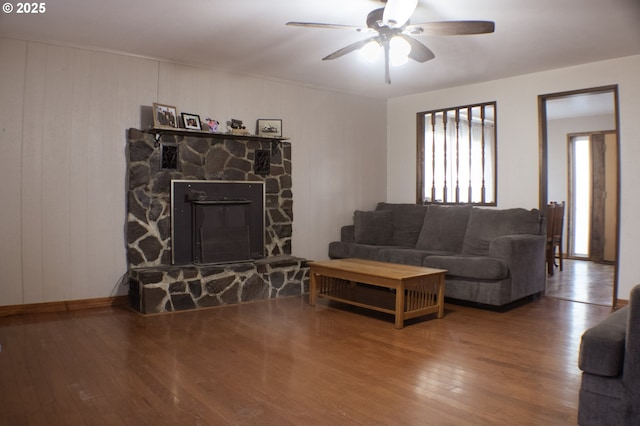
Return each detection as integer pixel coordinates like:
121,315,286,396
328,203,546,306
578,284,640,425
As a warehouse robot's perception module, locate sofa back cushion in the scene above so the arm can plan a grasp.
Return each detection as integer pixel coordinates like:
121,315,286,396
415,204,472,253
462,208,543,256
375,202,429,246
353,210,394,245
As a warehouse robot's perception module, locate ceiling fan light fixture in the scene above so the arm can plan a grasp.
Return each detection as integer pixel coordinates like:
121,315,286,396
389,36,411,67
382,0,419,28
360,40,382,63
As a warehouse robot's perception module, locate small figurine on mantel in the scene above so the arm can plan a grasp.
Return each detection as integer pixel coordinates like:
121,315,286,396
227,118,250,135
204,117,220,132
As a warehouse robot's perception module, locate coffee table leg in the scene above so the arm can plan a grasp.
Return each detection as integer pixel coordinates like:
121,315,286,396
395,284,405,329
437,274,445,318
309,270,317,306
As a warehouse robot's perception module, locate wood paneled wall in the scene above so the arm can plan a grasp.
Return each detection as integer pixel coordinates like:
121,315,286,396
0,37,387,306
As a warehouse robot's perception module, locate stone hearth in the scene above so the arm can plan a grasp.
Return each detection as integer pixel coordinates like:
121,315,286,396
128,256,307,314
125,128,308,314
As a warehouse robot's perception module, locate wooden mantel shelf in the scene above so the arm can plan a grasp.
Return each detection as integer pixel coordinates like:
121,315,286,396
144,127,289,143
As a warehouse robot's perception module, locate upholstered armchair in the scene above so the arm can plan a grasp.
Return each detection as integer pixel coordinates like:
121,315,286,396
578,284,640,425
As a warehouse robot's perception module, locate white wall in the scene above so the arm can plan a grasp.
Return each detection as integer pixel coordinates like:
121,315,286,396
0,37,387,306
387,55,640,299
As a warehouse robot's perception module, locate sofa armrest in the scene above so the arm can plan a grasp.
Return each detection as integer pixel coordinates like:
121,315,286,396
488,234,546,300
341,225,355,243
624,285,640,386
579,306,627,377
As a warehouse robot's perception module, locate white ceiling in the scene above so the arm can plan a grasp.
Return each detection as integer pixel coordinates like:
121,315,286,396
1,0,639,99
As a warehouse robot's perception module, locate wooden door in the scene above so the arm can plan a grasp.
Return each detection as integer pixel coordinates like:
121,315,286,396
590,133,606,262
603,132,618,262
589,132,618,262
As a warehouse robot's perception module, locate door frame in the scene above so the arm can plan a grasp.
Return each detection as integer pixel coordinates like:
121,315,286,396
538,85,621,306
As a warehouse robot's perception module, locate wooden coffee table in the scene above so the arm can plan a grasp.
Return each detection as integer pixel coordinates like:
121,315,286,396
308,258,447,329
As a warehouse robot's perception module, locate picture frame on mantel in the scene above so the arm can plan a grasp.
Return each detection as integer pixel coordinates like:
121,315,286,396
152,103,178,129
257,119,282,138
181,113,202,130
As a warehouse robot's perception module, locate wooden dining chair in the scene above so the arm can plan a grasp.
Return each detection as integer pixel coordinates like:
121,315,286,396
546,203,557,275
551,201,565,272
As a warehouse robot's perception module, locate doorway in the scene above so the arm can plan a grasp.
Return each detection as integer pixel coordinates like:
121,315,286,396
538,86,620,306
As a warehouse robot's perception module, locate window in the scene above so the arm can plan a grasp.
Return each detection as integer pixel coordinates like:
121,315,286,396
417,102,497,205
569,135,591,257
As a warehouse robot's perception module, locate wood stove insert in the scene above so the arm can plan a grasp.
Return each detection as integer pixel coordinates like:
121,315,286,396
171,180,265,265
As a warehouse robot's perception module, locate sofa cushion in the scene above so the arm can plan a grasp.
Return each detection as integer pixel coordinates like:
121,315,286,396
377,248,455,266
462,208,543,256
423,255,508,280
328,241,352,259
415,204,472,253
340,225,355,243
348,243,398,261
375,202,429,246
329,241,398,260
353,210,394,245
579,306,628,377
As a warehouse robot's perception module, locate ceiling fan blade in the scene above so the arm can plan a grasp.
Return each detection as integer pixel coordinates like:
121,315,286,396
399,35,435,63
405,20,495,36
322,37,377,61
286,22,373,33
382,0,419,28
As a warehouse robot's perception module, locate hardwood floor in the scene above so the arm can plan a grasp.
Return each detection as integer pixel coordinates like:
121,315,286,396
0,295,613,425
545,258,615,306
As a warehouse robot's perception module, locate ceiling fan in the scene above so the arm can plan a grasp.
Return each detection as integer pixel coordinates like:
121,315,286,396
286,0,495,84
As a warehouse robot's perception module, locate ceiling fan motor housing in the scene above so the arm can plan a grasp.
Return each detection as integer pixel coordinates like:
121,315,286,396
367,8,386,29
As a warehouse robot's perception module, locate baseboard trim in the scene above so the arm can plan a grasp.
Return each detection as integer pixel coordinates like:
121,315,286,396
616,298,629,309
0,296,129,317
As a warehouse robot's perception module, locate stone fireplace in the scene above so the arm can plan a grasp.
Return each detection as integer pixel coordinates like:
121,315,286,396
126,128,308,314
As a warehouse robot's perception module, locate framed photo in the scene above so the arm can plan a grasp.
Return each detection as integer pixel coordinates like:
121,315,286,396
153,103,178,129
181,113,202,130
257,119,282,138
